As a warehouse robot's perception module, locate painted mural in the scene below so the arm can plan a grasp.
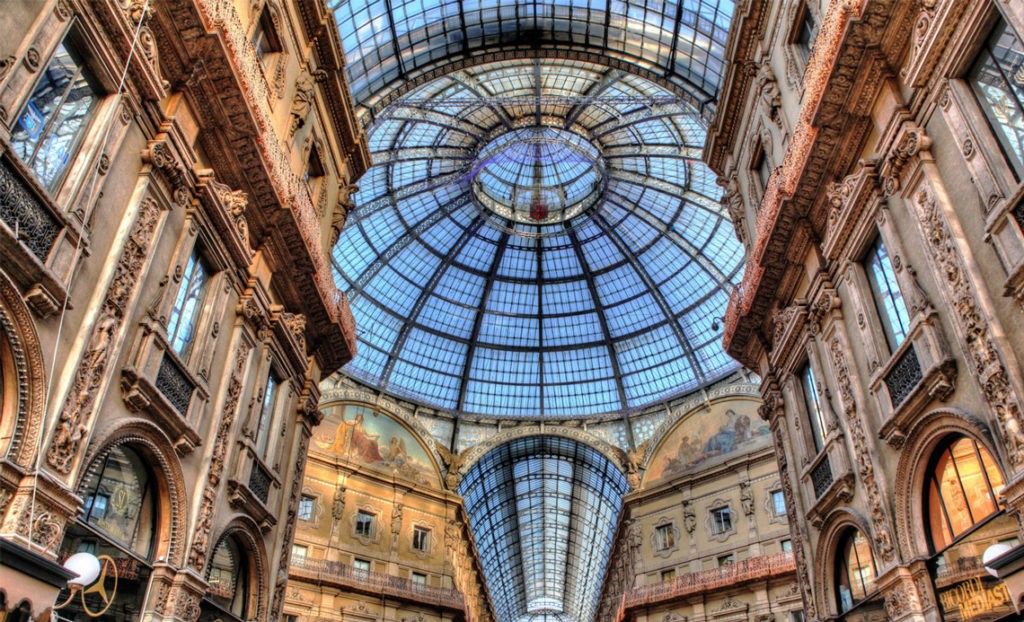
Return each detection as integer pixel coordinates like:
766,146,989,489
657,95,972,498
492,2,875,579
315,404,438,485
645,405,770,483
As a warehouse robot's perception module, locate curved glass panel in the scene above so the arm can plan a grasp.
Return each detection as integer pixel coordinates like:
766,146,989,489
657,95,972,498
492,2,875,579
208,536,250,617
329,0,735,120
835,528,877,614
458,436,629,622
332,58,743,418
78,445,156,558
927,436,1006,552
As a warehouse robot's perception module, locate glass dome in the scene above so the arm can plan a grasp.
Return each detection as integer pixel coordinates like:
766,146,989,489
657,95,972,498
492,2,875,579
332,58,744,418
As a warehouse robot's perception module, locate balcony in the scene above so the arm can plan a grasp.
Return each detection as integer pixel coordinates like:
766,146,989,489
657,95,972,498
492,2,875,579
617,553,796,615
289,556,465,611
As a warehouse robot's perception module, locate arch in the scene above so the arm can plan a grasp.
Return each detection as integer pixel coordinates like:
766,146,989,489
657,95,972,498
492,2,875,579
362,48,711,126
893,408,1001,559
314,398,445,487
78,418,189,567
206,516,269,620
641,392,768,487
814,508,878,619
0,271,46,469
455,425,628,482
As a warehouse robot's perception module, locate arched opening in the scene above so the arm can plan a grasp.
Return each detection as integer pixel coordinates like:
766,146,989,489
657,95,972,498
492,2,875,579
57,444,161,619
923,434,1017,620
203,535,254,621
833,528,877,615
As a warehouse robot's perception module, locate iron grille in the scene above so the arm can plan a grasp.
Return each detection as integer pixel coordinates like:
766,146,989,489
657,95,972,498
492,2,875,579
0,157,61,260
156,352,195,415
248,461,272,505
885,344,923,408
811,456,834,499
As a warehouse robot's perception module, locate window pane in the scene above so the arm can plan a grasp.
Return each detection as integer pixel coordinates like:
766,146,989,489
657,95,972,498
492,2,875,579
970,18,1024,177
11,40,101,190
772,490,786,516
255,372,279,457
78,446,155,558
167,250,211,358
864,237,910,350
298,495,315,521
927,436,1006,551
801,364,827,453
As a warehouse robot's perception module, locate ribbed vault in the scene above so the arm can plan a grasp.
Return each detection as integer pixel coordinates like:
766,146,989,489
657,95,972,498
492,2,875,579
458,436,629,622
329,0,735,123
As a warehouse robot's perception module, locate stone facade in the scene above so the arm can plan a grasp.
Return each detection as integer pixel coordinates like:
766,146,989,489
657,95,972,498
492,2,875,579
283,395,493,622
0,0,367,619
706,1,1024,620
596,390,800,622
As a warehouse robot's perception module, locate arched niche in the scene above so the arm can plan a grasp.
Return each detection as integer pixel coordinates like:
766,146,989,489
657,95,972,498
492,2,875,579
312,400,443,487
813,509,883,619
203,516,269,621
641,394,768,487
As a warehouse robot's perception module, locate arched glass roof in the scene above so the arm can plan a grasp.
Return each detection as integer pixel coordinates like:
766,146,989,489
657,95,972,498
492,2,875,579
458,436,629,622
331,58,744,418
329,0,735,121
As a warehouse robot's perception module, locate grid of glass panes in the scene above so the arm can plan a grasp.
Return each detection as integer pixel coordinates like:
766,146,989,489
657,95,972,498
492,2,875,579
969,17,1024,177
710,506,732,534
458,436,629,622
329,0,734,114
254,371,279,458
412,526,430,551
11,38,102,190
864,236,911,351
298,494,315,521
167,249,211,358
355,511,375,537
771,489,787,517
333,59,744,418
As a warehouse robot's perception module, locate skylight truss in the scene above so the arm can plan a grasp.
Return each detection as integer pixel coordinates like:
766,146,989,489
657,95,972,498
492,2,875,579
458,436,629,622
329,0,735,123
331,58,744,419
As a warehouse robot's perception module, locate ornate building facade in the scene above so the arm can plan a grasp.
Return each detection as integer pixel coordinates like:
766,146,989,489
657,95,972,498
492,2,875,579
0,0,367,619
707,0,1024,620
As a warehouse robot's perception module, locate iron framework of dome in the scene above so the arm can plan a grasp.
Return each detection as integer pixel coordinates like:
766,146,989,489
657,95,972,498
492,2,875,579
331,57,744,419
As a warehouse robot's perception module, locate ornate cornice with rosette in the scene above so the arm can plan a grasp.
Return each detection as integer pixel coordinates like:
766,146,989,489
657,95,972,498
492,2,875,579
822,162,881,261
901,0,971,88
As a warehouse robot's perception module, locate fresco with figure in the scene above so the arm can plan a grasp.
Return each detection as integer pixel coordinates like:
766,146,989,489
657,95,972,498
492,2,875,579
646,404,770,483
315,404,437,485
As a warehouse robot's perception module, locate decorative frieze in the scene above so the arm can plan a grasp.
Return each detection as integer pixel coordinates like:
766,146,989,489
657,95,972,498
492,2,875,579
46,197,164,476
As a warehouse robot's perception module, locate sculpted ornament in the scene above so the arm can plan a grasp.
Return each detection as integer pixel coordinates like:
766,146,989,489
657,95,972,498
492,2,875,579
188,342,251,570
740,481,754,517
289,71,316,137
331,182,359,245
47,199,162,475
914,189,1024,466
682,500,696,535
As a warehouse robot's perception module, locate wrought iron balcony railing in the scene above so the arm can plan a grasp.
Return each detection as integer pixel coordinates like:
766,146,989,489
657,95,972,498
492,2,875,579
289,556,466,610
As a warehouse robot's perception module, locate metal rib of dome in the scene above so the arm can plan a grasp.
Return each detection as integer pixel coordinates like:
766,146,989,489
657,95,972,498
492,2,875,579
329,0,735,121
331,58,743,419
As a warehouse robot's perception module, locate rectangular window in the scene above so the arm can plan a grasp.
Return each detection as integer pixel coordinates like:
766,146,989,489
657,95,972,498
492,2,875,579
801,363,828,453
254,371,279,458
864,236,911,351
412,526,430,551
298,494,315,521
306,145,325,187
167,249,211,358
355,510,375,537
771,490,787,517
11,35,102,191
710,507,733,535
794,4,818,63
252,9,282,69
661,569,676,582
969,16,1024,178
781,539,793,553
654,524,675,551
411,571,427,585
753,144,771,193
291,544,307,559
790,611,806,622
718,553,735,566
353,558,371,573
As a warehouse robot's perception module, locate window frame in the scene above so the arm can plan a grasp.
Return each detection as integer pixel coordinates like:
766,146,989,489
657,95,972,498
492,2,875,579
166,245,214,360
925,435,1006,554
10,30,105,194
967,14,1024,180
254,368,281,459
770,489,787,517
799,361,828,454
791,2,819,65
834,528,878,614
862,235,912,352
355,509,376,538
297,494,315,522
710,506,733,535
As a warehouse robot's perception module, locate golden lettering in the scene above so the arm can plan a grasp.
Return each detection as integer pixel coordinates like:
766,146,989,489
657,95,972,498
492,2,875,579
939,577,1012,621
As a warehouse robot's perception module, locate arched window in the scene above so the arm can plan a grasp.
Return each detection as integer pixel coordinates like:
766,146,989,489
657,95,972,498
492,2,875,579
207,536,251,618
78,445,157,557
926,435,1005,552
58,444,160,619
835,528,877,614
